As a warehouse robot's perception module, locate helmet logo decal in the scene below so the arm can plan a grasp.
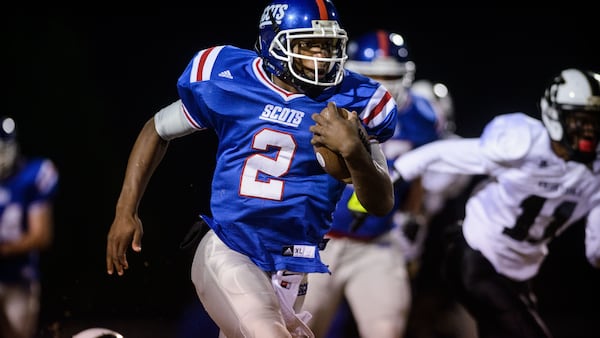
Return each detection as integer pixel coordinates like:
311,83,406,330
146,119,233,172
260,0,331,29
259,4,288,29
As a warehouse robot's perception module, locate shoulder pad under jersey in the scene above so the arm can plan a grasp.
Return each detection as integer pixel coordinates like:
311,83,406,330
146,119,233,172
479,112,539,163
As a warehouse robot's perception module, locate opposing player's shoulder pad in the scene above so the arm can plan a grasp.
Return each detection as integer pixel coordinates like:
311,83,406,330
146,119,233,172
479,112,538,162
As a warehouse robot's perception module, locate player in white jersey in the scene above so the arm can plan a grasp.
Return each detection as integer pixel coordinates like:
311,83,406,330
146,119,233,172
104,1,397,338
393,68,600,338
0,116,59,338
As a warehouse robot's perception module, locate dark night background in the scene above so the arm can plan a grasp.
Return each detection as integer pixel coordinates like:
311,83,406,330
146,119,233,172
3,4,600,337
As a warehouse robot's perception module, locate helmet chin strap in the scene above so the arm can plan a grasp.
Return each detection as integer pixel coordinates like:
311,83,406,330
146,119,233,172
286,66,326,98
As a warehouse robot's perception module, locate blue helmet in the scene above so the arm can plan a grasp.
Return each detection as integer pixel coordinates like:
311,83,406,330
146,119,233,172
0,116,18,179
256,0,348,90
345,29,415,106
345,29,414,78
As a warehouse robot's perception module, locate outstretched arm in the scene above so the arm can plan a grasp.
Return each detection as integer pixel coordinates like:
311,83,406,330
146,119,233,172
106,117,169,276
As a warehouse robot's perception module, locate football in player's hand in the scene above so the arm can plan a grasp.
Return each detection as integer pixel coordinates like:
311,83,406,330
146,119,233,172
313,102,352,183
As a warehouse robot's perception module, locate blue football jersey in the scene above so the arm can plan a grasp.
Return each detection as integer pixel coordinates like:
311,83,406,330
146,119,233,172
0,158,59,283
176,45,398,273
329,91,440,238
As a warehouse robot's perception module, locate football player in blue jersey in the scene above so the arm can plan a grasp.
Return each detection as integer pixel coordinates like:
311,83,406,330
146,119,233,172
0,116,59,338
403,80,478,338
393,68,600,338
302,30,441,338
104,1,397,337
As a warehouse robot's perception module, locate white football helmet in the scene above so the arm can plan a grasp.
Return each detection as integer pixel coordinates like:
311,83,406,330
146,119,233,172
411,80,456,135
540,68,600,163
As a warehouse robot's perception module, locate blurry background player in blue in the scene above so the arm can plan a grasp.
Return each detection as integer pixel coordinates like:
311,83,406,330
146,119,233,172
303,29,440,338
104,1,398,338
0,116,59,338
403,80,478,338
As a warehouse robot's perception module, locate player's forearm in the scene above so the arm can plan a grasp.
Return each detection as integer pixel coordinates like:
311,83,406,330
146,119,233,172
115,118,169,216
393,138,484,184
0,234,48,256
346,141,394,216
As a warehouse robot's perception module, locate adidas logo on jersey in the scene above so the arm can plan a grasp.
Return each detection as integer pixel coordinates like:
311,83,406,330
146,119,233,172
218,70,233,79
281,245,316,258
282,246,294,256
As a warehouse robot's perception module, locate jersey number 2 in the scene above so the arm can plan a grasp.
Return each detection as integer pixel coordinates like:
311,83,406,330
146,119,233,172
239,129,295,201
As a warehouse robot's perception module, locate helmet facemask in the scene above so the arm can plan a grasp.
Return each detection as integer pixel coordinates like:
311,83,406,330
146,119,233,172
269,21,348,91
562,109,600,163
373,64,415,108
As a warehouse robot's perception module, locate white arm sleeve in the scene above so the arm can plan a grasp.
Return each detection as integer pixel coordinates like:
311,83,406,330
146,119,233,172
369,140,390,176
585,207,600,268
393,138,488,181
153,99,200,140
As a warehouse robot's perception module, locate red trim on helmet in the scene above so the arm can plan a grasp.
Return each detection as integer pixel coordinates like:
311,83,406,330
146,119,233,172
376,30,389,56
316,0,328,19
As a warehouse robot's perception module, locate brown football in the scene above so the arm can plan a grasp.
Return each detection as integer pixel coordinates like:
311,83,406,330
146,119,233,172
313,102,352,183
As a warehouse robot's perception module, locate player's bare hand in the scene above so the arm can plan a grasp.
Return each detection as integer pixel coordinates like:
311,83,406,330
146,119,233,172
310,101,363,158
106,213,143,276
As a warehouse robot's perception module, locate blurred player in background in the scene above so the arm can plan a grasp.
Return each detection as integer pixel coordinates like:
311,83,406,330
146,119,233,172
303,29,440,338
393,68,600,338
104,1,398,337
0,116,59,338
404,80,478,338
